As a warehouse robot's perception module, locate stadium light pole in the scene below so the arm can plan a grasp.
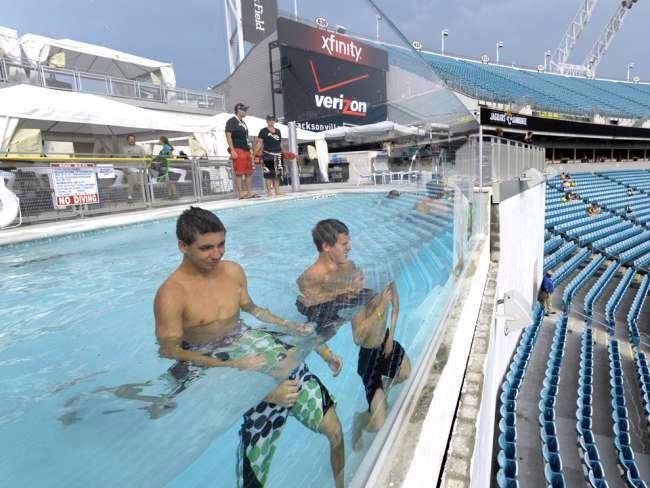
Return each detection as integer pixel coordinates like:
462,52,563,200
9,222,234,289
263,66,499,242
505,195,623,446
293,0,298,19
544,50,552,71
496,40,504,64
441,29,449,55
376,14,382,41
627,62,635,81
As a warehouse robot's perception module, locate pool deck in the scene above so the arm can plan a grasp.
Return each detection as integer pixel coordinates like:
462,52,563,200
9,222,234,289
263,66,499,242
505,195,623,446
0,183,421,246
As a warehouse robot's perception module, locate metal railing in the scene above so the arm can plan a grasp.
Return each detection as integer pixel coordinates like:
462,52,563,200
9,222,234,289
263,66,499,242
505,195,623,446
455,135,545,187
0,157,234,227
0,57,225,112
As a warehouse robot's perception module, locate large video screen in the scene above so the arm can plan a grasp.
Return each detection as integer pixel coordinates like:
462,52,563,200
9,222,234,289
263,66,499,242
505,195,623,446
278,18,387,131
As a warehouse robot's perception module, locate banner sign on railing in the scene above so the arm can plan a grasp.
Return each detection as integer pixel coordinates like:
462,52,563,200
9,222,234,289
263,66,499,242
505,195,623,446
50,163,99,207
96,164,115,179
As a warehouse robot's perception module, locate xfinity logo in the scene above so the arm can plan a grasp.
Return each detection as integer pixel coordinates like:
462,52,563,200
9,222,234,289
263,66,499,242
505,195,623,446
320,34,363,63
314,93,367,116
490,112,528,126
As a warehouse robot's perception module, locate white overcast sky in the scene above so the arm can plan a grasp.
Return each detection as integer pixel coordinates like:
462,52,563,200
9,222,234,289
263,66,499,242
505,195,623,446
3,0,649,89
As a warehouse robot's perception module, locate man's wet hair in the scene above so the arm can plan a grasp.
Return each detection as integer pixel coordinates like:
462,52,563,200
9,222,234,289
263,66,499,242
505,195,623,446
386,190,400,199
312,219,349,252
176,206,226,244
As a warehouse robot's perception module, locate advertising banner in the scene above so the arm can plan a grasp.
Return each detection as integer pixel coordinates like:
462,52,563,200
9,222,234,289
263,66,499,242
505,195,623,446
242,0,278,44
277,17,388,131
280,46,387,131
480,108,650,139
50,163,99,208
277,17,388,70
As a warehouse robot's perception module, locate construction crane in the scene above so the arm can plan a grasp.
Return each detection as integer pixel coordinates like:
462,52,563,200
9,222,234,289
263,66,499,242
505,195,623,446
584,0,640,75
550,0,600,75
550,0,640,77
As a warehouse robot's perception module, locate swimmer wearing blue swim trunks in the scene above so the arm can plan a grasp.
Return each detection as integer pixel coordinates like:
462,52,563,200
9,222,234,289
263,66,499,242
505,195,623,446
297,219,411,452
154,207,345,488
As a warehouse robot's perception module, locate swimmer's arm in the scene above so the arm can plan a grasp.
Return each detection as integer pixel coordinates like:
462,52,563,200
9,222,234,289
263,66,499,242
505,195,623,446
236,264,294,328
156,337,229,368
385,283,400,355
350,285,392,345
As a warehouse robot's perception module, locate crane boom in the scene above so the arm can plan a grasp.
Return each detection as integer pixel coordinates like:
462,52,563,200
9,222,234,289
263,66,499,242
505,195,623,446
583,0,640,75
551,0,600,73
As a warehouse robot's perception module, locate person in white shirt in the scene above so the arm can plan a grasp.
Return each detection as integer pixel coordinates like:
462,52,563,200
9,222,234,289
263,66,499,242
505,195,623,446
122,134,146,202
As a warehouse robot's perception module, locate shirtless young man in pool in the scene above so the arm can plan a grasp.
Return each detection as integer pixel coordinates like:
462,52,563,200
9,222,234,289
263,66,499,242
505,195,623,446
296,219,411,451
155,207,344,488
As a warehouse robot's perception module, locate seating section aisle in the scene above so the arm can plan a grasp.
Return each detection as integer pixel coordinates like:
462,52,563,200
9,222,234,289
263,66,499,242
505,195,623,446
496,170,650,488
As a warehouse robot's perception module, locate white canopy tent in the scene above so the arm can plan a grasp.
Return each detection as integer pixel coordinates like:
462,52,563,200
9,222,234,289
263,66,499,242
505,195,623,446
0,84,209,139
0,85,329,179
19,34,176,88
320,121,431,143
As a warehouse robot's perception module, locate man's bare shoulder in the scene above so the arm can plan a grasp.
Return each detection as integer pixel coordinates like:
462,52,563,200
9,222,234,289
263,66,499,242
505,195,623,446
221,260,244,275
155,273,186,302
299,261,327,283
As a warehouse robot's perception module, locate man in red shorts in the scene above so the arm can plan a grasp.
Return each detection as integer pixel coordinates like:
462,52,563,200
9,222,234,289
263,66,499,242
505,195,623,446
225,103,256,198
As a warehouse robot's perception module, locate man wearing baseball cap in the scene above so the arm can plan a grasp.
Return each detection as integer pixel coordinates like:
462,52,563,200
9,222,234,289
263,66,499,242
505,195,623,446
225,103,257,198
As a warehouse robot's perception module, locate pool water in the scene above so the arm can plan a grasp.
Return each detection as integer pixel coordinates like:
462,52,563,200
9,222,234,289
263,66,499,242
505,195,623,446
0,192,455,487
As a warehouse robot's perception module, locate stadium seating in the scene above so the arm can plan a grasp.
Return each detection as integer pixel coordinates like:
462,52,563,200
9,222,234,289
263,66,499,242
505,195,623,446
418,51,650,118
495,170,649,488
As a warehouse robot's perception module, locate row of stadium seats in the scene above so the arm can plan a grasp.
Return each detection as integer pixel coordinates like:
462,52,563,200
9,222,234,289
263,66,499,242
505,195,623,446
496,304,545,487
496,170,649,488
419,52,650,118
607,340,646,487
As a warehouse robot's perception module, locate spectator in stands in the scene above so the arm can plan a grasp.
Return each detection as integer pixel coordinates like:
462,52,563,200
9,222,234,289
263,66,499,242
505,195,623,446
538,272,555,316
626,205,633,214
627,188,634,197
122,134,146,203
254,115,284,197
586,203,600,216
524,131,533,143
226,103,256,199
568,192,578,201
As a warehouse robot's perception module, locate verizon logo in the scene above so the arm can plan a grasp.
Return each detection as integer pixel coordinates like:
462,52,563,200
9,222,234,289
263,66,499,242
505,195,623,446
314,94,367,117
321,34,363,63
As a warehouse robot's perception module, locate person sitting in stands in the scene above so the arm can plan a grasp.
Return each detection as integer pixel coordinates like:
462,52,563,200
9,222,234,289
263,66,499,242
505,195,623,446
568,192,578,201
627,188,634,197
626,205,633,214
586,204,600,216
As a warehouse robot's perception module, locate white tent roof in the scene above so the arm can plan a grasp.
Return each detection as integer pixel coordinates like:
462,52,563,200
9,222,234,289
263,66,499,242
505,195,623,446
19,34,176,87
0,85,209,135
320,121,429,141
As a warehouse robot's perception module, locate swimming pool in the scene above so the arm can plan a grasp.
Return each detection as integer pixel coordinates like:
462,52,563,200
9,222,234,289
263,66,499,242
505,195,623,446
0,192,455,487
